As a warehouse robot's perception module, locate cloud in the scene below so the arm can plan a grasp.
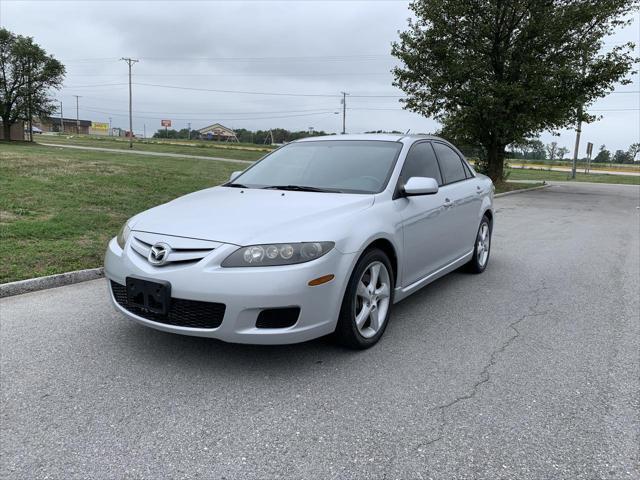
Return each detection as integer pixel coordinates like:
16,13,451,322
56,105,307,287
1,0,637,148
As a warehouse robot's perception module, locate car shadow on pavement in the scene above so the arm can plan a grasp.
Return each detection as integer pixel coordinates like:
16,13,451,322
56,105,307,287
114,320,360,375
108,269,481,376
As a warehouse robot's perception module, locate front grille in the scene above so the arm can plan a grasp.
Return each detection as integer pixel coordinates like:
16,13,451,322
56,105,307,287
110,281,225,329
130,235,216,267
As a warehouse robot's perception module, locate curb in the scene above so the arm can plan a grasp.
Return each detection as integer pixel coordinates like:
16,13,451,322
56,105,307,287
495,184,550,198
0,268,104,299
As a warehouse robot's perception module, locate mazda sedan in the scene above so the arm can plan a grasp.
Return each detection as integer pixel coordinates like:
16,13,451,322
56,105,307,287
105,134,494,348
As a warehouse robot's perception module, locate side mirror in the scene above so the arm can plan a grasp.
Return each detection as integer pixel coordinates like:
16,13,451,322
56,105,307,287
229,171,242,182
403,177,439,196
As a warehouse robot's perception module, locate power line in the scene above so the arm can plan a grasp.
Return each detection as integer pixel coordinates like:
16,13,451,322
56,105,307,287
66,72,392,77
134,82,406,98
63,83,128,88
79,107,339,122
133,82,342,97
81,105,337,115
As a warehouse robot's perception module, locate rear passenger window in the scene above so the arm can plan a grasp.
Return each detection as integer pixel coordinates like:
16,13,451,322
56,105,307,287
433,143,466,184
401,142,443,185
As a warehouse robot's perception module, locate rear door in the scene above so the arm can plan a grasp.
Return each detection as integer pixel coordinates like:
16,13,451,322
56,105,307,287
432,142,480,260
396,141,454,286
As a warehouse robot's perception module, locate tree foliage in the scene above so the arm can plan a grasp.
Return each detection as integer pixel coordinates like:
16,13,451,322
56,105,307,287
233,128,331,144
0,28,65,140
392,0,638,181
151,127,331,144
594,144,611,162
152,128,199,139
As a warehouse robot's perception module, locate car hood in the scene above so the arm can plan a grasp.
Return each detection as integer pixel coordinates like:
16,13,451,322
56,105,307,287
131,186,375,246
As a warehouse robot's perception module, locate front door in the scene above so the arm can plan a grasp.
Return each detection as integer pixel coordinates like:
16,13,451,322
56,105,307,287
397,141,456,286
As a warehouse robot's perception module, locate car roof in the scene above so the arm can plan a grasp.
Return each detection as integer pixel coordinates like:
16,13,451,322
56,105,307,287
293,133,445,144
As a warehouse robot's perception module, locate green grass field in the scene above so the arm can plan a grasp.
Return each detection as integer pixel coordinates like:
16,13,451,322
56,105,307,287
508,159,639,172
2,141,623,283
37,134,271,161
506,167,640,185
0,142,240,283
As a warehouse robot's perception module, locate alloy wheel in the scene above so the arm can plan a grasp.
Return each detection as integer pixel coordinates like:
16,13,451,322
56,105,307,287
477,223,491,267
354,261,391,339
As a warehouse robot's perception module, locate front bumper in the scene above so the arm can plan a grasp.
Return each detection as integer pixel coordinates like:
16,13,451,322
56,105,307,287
104,236,356,344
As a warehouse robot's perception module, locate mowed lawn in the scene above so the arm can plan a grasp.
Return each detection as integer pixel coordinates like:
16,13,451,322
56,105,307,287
507,167,640,185
0,142,241,283
37,135,271,161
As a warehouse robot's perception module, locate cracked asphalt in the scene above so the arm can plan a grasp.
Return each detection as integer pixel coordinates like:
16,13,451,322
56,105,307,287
1,182,639,479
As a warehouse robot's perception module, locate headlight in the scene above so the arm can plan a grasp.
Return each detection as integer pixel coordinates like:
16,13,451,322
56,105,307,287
116,220,133,249
221,242,334,267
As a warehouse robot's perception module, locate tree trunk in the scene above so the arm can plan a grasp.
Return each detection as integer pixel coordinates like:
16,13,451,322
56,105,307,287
2,120,12,141
486,143,506,182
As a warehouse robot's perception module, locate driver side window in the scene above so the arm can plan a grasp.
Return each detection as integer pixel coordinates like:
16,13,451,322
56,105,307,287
401,142,443,186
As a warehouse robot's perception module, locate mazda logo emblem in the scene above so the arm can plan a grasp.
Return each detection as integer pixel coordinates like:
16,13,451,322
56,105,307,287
148,242,171,266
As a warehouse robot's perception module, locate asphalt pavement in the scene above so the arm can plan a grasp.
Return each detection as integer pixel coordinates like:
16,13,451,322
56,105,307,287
1,183,639,479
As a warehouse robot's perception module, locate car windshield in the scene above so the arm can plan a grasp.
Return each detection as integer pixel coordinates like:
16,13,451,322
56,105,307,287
231,140,403,194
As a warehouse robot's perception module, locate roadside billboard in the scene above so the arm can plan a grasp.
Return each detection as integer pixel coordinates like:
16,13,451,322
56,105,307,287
161,119,172,127
90,121,110,136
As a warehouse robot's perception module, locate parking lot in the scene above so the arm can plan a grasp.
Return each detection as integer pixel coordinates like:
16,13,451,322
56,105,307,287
1,183,638,479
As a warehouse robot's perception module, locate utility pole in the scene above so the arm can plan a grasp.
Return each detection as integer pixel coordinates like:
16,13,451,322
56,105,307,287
187,122,191,140
25,60,34,141
571,104,583,180
340,92,349,134
59,101,64,134
108,117,112,136
571,59,587,180
121,57,139,148
72,95,82,135
143,124,146,139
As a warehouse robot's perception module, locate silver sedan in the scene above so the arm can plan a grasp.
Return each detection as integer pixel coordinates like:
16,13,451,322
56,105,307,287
104,134,494,348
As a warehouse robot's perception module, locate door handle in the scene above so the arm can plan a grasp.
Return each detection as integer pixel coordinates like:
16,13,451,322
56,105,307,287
443,198,454,208
476,186,482,194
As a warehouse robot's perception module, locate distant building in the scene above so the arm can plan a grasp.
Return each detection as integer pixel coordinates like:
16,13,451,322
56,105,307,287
197,123,239,142
0,121,26,140
37,117,92,135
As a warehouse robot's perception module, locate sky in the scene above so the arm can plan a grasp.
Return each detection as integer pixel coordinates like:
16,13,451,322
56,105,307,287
1,0,638,153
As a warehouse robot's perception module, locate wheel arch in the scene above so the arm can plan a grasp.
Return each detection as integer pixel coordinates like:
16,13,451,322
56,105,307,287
362,238,398,285
483,208,493,225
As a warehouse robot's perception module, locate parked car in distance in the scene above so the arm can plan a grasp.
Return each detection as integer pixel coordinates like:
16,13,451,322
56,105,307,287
104,134,494,348
25,125,43,134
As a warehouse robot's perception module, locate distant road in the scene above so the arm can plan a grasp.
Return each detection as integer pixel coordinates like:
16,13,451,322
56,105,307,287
512,164,640,176
38,142,254,165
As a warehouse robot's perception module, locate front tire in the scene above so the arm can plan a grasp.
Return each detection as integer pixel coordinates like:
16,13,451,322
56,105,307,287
467,215,492,273
334,248,394,349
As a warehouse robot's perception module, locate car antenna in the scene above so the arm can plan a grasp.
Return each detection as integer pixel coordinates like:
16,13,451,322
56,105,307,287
405,129,411,134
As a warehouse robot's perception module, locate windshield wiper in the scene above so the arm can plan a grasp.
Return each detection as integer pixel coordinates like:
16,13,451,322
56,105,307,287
262,184,342,193
225,182,249,188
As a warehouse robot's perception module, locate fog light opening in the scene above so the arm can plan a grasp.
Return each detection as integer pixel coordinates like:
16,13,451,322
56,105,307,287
308,274,335,286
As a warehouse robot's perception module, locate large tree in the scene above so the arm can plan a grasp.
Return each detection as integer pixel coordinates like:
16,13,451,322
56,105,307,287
392,0,637,181
0,28,65,140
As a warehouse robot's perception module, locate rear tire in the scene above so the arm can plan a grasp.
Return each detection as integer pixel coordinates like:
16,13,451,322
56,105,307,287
334,248,394,349
467,215,492,273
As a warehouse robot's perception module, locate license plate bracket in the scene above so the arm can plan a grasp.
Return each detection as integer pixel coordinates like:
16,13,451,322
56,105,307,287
126,276,171,316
